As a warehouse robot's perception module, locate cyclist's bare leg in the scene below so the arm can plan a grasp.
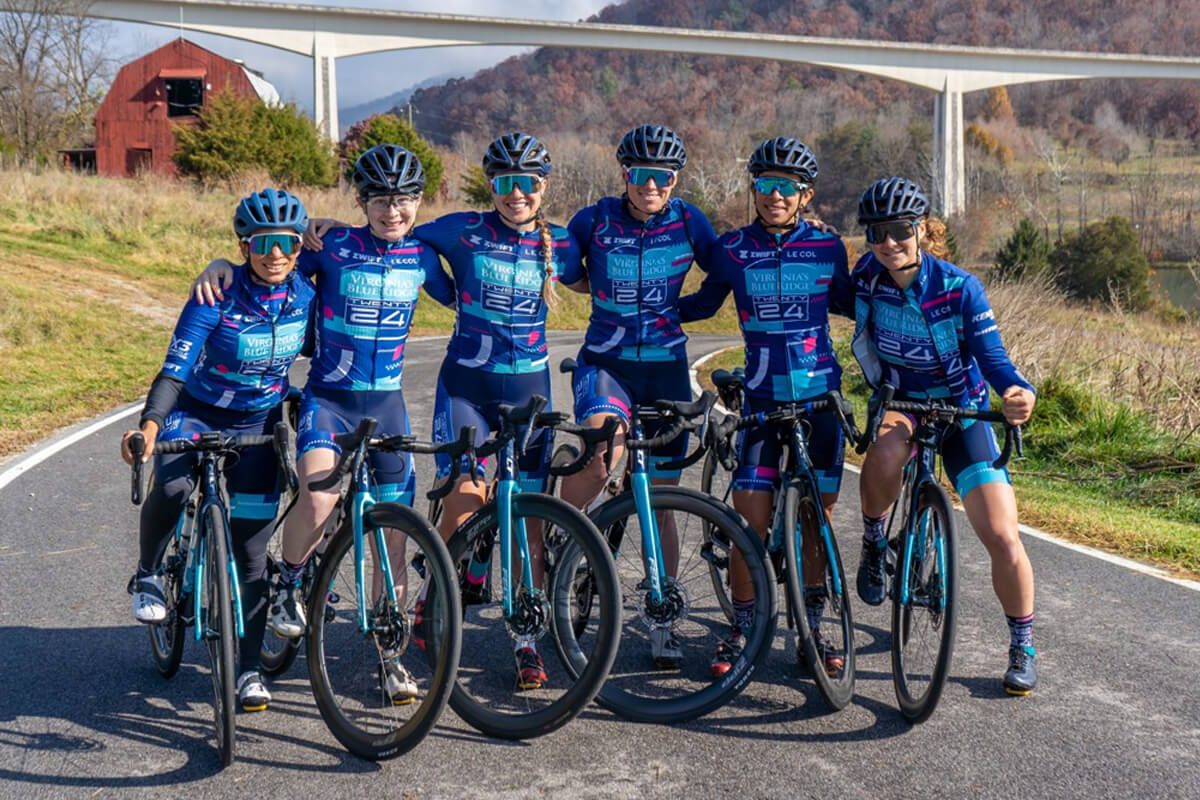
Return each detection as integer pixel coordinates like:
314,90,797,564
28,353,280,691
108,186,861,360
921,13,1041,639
436,473,488,542
369,529,409,608
799,494,839,586
651,475,681,577
559,412,627,510
282,449,339,565
963,482,1034,617
860,411,915,517
730,489,772,601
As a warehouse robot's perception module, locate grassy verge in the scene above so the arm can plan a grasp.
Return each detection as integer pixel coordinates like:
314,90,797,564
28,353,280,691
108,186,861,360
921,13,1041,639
692,319,1200,580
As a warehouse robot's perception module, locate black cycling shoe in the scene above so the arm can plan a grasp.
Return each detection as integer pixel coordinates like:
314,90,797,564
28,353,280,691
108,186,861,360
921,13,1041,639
1003,646,1037,696
856,539,888,606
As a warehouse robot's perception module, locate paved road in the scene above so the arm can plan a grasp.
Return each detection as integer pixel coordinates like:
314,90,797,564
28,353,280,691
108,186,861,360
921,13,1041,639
1,333,1197,799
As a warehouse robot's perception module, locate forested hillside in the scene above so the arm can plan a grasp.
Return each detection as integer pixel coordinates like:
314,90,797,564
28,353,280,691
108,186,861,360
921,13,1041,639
410,0,1200,152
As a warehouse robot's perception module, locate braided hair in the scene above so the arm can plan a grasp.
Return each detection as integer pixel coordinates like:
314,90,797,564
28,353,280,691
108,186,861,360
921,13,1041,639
534,211,558,310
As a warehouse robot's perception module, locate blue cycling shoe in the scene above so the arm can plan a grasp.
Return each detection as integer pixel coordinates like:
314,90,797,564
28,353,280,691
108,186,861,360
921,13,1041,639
1003,646,1037,696
856,539,888,606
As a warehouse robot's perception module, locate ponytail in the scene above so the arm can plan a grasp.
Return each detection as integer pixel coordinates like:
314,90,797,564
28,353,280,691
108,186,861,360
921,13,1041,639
922,216,953,261
536,211,559,311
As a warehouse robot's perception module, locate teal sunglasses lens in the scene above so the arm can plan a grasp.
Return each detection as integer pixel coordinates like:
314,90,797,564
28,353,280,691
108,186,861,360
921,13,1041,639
753,177,804,197
248,233,300,255
491,174,541,194
626,167,676,187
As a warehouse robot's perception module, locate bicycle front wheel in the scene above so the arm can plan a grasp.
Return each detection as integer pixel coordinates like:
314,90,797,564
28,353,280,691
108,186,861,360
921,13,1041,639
307,503,461,760
149,534,187,679
891,483,958,723
586,487,777,724
784,487,855,710
259,552,304,677
203,506,237,767
447,493,620,740
698,448,736,624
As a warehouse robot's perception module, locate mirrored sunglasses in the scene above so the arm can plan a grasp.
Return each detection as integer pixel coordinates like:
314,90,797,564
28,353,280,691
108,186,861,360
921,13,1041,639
490,174,544,195
625,167,677,187
864,220,919,245
246,232,302,255
752,176,809,198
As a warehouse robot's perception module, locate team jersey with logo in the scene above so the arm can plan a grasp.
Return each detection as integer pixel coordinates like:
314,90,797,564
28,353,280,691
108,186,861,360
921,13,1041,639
679,221,852,402
160,264,315,412
569,196,717,362
415,211,582,374
300,225,453,391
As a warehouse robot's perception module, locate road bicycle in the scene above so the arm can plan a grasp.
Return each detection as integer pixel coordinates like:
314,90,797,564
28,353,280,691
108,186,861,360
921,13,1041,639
858,384,1023,723
428,395,622,740
302,417,464,759
129,423,292,767
702,368,860,710
549,359,777,724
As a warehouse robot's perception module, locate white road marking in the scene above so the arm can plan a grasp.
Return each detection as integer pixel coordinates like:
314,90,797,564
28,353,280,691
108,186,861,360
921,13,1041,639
0,403,141,492
688,344,1200,594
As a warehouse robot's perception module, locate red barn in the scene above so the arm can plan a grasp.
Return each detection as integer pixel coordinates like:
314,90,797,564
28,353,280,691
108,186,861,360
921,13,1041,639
92,38,280,177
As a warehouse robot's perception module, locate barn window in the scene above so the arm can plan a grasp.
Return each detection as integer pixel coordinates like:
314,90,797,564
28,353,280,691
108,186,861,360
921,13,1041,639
165,78,203,117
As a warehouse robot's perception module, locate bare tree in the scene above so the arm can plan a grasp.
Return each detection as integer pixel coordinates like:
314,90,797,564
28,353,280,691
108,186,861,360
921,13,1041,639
0,0,113,160
1031,130,1077,241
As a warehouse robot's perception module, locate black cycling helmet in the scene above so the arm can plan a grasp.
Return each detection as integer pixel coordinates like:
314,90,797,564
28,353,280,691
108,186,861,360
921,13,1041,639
482,132,552,178
233,188,308,238
857,177,930,224
616,124,687,170
747,137,819,182
352,143,425,197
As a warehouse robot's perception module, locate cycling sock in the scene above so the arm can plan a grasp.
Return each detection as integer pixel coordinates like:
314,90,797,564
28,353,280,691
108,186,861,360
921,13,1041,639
514,635,536,653
1006,612,1035,651
862,512,888,544
733,599,755,633
277,557,306,585
804,588,826,634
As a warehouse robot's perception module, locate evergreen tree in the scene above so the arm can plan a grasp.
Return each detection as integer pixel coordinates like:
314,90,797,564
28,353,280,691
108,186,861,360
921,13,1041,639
340,114,443,196
1049,216,1151,309
995,217,1052,280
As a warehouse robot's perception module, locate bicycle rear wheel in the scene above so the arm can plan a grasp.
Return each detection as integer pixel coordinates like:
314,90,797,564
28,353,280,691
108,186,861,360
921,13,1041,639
698,449,736,624
446,493,620,740
307,502,461,760
784,487,855,710
203,506,237,767
891,483,957,723
149,535,187,679
583,487,777,724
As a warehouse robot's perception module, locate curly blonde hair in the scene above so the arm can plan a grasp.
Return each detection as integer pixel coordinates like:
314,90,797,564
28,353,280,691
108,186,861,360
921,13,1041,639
922,217,953,261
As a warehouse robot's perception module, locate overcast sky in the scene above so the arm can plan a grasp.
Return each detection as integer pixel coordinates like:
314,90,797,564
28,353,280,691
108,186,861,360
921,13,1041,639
106,1,613,113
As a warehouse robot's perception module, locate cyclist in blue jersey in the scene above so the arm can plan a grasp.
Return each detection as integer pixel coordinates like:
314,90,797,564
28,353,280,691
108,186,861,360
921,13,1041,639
678,137,854,677
418,132,584,689
558,124,718,669
121,189,315,712
851,177,1039,695
189,145,454,704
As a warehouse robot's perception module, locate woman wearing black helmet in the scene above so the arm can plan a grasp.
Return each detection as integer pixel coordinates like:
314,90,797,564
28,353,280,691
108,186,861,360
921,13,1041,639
189,144,455,705
556,123,718,669
851,177,1039,695
678,137,854,678
122,189,317,712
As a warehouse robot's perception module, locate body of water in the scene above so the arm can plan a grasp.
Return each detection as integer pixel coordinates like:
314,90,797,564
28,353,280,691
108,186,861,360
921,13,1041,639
1153,267,1200,312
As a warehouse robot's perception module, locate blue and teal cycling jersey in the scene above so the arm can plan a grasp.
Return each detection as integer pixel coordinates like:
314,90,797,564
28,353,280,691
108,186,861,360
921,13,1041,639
850,251,1035,408
414,211,582,374
160,264,315,412
678,221,852,403
569,196,717,362
300,225,453,391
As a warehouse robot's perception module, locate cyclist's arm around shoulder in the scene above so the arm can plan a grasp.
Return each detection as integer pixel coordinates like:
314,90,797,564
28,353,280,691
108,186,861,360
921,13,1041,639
677,248,730,323
681,200,720,273
191,257,239,305
566,206,598,292
419,245,456,308
827,234,855,319
554,225,588,293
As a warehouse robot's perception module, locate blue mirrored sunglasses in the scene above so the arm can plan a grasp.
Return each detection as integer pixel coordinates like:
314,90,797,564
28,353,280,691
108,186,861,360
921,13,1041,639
752,176,809,198
864,220,918,245
490,174,543,195
246,232,302,255
625,167,677,187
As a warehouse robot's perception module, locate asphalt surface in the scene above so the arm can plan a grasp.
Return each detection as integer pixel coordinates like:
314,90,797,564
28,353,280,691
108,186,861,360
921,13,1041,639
1,332,1197,799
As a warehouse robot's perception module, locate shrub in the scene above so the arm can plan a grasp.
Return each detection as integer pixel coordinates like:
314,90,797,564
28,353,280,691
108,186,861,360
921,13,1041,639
460,164,492,208
1049,216,1152,309
995,217,1052,280
172,90,337,186
340,114,443,197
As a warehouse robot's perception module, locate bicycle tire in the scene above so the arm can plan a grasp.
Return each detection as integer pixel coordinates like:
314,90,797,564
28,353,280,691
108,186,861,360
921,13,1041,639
204,505,237,767
784,486,855,710
698,449,735,624
585,487,777,724
446,493,620,740
307,502,461,760
149,535,187,679
891,482,957,723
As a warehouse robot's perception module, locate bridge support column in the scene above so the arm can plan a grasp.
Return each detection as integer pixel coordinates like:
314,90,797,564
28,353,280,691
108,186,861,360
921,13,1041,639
934,77,965,217
312,34,339,142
